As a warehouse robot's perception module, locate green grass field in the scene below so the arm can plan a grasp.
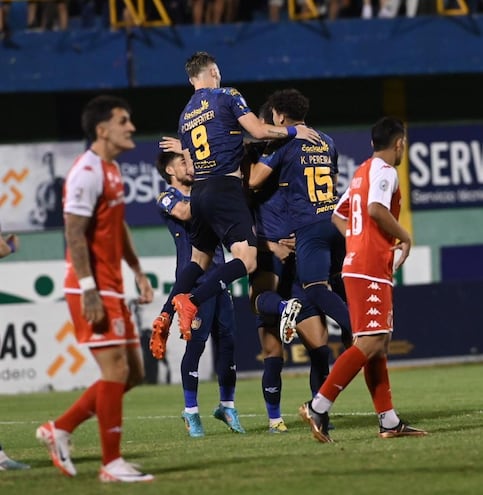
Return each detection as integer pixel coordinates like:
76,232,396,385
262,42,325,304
1,363,482,495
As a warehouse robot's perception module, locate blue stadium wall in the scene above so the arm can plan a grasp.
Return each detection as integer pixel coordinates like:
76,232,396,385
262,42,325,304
1,16,483,92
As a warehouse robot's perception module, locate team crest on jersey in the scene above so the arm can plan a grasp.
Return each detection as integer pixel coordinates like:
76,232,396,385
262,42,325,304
112,317,126,337
343,252,355,266
160,194,172,208
379,179,389,191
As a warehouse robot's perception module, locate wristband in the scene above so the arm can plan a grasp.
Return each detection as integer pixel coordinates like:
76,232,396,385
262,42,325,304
79,276,96,292
6,238,16,253
286,126,297,138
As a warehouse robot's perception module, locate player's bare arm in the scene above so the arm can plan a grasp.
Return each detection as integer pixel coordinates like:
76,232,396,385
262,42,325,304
239,112,321,144
248,161,272,189
122,221,153,304
368,202,412,270
65,212,105,324
331,213,348,237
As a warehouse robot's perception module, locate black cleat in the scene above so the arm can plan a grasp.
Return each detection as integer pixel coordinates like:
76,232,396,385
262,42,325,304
299,401,333,443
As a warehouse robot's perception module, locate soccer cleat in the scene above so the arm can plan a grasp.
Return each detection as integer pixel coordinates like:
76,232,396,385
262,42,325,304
0,448,30,470
150,312,171,359
279,298,302,344
379,421,428,438
268,420,288,434
299,401,333,443
172,294,198,341
181,411,205,438
36,421,76,477
213,404,246,434
99,457,154,483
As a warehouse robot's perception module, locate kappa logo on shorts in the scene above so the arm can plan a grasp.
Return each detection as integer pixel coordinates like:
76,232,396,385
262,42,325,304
366,307,381,315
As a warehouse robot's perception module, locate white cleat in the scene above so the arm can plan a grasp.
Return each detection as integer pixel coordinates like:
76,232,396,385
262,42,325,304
36,420,76,477
99,457,154,483
279,298,302,344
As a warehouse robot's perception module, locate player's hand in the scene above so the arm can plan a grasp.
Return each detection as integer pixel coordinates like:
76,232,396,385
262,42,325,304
81,289,107,333
268,240,293,262
278,235,296,252
294,125,321,144
136,273,153,304
6,234,19,252
391,239,411,272
159,136,182,153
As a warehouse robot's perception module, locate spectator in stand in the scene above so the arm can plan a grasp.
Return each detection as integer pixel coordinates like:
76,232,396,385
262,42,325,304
0,0,11,37
191,0,225,23
28,0,69,30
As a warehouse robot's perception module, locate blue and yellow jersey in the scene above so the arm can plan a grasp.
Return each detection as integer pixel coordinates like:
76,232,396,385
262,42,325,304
259,130,339,231
178,87,251,179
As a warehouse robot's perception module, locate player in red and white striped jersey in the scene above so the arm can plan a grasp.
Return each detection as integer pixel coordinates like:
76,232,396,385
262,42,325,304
36,95,154,482
300,117,427,441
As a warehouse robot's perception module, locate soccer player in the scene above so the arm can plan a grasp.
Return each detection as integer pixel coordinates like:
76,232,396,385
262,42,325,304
151,148,245,437
36,95,155,482
245,102,338,433
299,116,427,441
0,228,29,471
248,89,352,411
161,51,321,341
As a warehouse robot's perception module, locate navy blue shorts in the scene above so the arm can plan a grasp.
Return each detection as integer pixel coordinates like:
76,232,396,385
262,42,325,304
191,289,236,343
190,176,257,253
295,218,345,286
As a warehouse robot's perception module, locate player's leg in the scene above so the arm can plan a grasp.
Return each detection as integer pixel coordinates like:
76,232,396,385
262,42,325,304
296,221,351,337
211,290,245,433
258,321,286,433
95,299,153,481
189,176,258,306
179,299,213,438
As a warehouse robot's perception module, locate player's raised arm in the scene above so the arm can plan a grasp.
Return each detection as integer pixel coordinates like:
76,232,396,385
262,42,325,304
238,112,320,144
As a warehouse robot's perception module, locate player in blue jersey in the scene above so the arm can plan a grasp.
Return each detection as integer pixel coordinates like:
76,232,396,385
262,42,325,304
151,149,245,437
159,51,322,341
249,89,352,392
244,103,342,433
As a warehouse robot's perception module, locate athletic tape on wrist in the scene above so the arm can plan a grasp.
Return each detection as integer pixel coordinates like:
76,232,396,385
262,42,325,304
286,126,297,138
79,276,96,292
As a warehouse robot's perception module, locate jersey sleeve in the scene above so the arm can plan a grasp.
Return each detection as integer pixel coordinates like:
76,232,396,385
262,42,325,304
64,160,103,217
334,187,350,219
367,158,398,210
259,147,283,171
225,87,252,120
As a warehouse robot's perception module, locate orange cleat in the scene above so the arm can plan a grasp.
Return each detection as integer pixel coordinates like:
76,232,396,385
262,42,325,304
172,294,198,341
150,312,171,360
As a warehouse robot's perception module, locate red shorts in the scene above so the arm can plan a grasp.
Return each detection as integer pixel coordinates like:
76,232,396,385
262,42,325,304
65,294,139,349
343,276,393,337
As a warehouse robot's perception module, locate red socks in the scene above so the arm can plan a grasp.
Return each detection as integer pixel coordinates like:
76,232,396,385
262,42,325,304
97,380,125,465
55,381,99,433
320,345,368,401
364,355,393,413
